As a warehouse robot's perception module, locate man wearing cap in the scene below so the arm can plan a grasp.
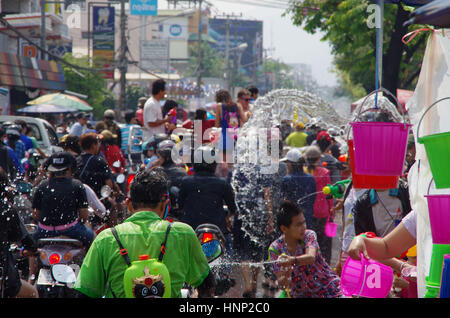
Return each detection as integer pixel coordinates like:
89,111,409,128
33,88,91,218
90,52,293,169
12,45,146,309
280,148,317,229
285,122,308,148
32,151,94,246
95,109,122,148
316,130,344,184
70,113,88,137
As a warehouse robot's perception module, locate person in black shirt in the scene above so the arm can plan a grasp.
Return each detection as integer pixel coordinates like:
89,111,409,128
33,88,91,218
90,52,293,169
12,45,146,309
0,170,38,298
32,152,94,247
75,132,120,198
179,146,237,237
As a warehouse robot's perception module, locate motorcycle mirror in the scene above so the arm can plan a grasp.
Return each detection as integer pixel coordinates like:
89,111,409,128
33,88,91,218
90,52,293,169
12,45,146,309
25,223,37,234
100,185,112,199
116,174,126,184
51,264,76,284
113,160,121,168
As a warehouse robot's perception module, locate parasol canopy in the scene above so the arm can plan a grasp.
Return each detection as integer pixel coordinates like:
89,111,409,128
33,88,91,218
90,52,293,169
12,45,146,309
16,104,78,114
27,93,92,112
404,0,450,27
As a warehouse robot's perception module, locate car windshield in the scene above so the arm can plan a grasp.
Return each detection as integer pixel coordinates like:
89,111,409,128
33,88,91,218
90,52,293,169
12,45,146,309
44,122,59,145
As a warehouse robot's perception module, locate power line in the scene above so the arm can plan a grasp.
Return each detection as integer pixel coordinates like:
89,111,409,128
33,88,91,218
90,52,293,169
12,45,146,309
0,16,110,74
212,0,291,9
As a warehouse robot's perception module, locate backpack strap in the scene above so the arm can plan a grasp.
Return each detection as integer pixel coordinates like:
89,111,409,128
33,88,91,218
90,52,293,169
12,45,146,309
111,227,131,267
158,222,172,262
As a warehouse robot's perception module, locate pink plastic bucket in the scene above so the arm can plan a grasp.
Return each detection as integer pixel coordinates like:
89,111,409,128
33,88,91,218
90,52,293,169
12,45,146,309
348,140,400,189
341,254,394,298
325,217,337,238
425,194,450,244
350,121,411,176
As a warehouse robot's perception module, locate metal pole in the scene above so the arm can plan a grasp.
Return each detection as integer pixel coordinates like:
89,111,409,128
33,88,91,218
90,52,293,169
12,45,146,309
118,0,127,118
196,0,202,98
41,0,46,60
375,0,384,108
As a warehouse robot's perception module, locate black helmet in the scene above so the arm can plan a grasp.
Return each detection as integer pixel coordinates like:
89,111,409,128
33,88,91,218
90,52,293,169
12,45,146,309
143,133,169,152
5,124,22,138
156,139,176,163
193,145,217,173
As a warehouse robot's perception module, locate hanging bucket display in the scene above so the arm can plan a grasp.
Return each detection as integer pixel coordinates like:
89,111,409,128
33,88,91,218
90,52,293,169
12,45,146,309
340,253,394,298
417,97,450,189
424,179,450,244
348,139,399,189
324,215,338,238
349,89,412,176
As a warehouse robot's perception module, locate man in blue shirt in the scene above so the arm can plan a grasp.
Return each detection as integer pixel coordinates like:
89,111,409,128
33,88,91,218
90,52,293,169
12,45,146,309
120,110,142,156
280,148,317,230
14,119,34,151
69,112,88,137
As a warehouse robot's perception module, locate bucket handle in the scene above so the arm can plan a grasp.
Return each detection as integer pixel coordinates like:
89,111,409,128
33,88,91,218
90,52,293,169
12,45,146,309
346,88,406,141
427,177,436,196
416,97,450,141
357,253,368,297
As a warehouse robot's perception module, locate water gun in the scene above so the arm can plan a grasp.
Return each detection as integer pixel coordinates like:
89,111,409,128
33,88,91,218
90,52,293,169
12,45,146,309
322,179,351,199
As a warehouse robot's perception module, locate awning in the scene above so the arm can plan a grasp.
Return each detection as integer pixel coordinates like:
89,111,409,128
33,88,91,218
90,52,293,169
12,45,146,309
0,51,66,91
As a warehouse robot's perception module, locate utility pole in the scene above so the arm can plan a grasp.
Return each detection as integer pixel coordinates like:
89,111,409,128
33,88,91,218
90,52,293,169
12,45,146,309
118,0,128,120
214,12,242,91
41,0,46,60
196,0,203,97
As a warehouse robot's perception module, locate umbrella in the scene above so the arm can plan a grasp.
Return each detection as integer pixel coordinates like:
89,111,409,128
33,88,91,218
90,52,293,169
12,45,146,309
16,104,78,114
27,93,93,112
404,0,450,27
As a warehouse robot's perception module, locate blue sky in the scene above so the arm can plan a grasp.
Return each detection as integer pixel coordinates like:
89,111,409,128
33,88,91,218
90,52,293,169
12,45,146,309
160,0,338,87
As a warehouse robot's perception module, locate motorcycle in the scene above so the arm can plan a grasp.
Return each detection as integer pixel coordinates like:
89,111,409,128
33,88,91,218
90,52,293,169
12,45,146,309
181,223,234,298
35,237,86,298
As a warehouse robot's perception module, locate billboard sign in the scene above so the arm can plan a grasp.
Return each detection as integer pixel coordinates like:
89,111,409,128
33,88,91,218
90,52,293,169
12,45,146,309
130,0,158,16
93,6,115,79
209,19,263,76
140,40,169,72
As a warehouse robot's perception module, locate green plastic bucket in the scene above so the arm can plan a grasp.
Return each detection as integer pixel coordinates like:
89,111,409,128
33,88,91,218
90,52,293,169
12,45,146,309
417,97,450,189
426,244,450,286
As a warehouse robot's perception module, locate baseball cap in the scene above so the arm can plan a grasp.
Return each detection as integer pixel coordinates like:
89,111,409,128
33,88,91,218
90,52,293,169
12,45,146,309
280,148,303,163
316,130,332,142
47,151,75,172
100,129,117,140
76,112,89,119
104,109,115,119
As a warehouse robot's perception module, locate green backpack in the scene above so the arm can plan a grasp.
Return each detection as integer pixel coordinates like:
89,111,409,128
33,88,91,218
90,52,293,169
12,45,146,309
111,223,172,298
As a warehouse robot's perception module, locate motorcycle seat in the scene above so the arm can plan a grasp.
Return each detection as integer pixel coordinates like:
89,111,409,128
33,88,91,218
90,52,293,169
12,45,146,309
37,237,83,248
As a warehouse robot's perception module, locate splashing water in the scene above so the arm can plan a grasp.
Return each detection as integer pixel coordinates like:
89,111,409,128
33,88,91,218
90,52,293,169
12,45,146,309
230,89,349,251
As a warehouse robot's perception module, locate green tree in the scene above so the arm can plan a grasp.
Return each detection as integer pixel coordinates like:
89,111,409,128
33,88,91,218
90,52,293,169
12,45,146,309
62,53,112,118
285,0,427,99
184,42,226,78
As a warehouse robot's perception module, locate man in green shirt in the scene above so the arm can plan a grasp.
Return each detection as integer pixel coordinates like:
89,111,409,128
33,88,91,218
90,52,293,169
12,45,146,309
285,122,308,148
74,168,214,298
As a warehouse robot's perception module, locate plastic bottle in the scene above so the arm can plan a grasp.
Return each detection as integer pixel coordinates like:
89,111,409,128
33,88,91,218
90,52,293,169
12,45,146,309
123,254,172,298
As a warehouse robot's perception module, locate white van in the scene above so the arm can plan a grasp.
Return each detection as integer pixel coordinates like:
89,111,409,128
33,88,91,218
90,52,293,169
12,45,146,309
0,115,63,156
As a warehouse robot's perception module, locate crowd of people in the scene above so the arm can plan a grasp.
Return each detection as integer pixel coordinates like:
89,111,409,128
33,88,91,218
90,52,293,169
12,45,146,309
0,78,419,299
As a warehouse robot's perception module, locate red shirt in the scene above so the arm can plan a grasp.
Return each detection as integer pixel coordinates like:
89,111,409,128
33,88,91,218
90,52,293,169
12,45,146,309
136,108,144,126
101,144,126,173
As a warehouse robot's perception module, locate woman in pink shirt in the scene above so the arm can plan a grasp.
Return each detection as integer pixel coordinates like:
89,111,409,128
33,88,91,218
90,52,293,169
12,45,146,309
304,146,334,264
